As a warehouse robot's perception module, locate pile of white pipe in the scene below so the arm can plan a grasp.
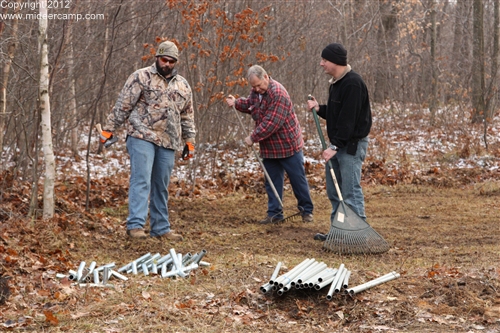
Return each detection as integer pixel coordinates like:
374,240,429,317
260,258,399,299
117,249,209,279
57,249,209,287
56,261,124,288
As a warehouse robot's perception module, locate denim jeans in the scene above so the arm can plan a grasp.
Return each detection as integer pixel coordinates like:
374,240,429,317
325,137,368,220
262,150,314,219
126,136,175,237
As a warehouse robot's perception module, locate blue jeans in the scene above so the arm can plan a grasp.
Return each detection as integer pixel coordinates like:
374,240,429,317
326,137,368,220
126,136,175,237
262,150,314,219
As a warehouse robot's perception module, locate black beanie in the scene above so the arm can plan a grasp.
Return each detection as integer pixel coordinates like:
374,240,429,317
321,43,347,66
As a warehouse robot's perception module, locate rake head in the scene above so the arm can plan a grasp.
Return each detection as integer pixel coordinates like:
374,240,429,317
323,202,389,255
278,210,303,223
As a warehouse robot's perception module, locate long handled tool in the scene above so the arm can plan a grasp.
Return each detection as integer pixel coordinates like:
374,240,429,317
231,105,302,223
310,97,389,254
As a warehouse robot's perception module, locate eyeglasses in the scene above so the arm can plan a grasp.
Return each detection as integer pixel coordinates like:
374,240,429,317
158,56,177,64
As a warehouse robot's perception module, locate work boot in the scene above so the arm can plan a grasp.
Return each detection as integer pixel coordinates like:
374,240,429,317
302,214,314,223
313,233,327,241
152,230,184,242
259,216,282,224
127,228,148,239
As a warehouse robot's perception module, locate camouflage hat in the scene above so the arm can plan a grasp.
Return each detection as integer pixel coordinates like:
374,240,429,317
156,41,178,60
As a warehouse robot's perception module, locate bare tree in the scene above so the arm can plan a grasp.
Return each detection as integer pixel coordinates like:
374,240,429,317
0,0,20,161
471,0,485,124
38,0,56,218
486,0,499,120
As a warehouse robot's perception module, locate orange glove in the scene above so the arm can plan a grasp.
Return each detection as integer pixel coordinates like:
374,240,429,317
182,142,194,160
99,130,117,148
96,124,117,148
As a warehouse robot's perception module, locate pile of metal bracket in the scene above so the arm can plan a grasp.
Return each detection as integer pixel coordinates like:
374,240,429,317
260,258,399,299
57,248,209,287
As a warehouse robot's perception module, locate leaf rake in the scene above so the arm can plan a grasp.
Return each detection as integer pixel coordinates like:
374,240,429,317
310,96,389,254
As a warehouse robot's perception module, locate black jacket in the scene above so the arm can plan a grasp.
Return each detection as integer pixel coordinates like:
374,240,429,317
317,70,372,148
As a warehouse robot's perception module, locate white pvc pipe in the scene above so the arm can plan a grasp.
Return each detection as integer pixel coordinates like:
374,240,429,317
327,264,345,300
334,268,348,293
273,258,312,286
291,261,320,286
317,268,338,283
169,248,186,278
269,262,282,285
76,261,86,282
314,274,336,290
260,282,273,294
279,259,316,289
293,261,322,285
347,271,400,295
304,266,334,287
156,254,172,267
163,263,199,278
297,263,328,285
131,261,138,275
275,258,315,288
93,270,100,284
110,270,128,281
102,266,110,285
343,270,352,289
142,263,149,276
68,269,77,281
96,263,116,272
118,253,151,272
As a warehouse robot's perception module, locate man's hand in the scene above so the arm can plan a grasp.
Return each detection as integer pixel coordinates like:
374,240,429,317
96,123,118,148
226,95,236,107
322,147,337,162
244,136,253,147
307,94,319,112
182,142,195,160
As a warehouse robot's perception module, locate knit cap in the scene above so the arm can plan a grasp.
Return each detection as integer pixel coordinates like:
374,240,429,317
321,43,347,66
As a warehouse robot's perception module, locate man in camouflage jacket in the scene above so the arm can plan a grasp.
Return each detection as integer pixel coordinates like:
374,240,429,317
102,41,196,241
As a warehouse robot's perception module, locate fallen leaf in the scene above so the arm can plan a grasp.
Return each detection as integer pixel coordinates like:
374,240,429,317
142,291,151,300
44,310,59,325
336,311,344,320
70,312,90,319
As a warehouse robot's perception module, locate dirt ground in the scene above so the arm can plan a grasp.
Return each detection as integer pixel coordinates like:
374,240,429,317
1,174,500,332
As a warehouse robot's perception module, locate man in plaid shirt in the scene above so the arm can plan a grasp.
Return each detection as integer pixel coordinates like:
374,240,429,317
226,65,314,224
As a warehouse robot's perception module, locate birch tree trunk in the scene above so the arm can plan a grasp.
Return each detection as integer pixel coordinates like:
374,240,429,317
39,0,55,218
0,0,20,162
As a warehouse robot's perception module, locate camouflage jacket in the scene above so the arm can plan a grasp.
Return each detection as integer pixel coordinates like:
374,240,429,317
104,63,196,150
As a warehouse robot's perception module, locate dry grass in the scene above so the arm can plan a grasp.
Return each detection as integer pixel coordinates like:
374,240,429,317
1,181,500,332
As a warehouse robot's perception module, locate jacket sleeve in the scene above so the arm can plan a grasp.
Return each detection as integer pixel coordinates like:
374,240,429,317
317,105,327,119
180,84,196,144
104,71,143,132
234,97,253,114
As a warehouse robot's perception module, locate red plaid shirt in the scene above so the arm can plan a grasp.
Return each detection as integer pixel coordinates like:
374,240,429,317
235,78,303,159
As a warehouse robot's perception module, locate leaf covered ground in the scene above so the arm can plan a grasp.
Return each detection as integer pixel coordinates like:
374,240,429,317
1,170,500,332
1,105,500,332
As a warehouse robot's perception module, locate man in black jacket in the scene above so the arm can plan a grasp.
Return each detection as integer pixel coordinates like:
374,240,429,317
307,43,372,235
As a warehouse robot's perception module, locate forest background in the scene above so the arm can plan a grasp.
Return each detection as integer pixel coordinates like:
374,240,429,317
1,0,500,199
0,1,500,332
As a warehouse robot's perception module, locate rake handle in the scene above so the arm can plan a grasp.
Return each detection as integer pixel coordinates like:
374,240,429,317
309,96,344,202
231,105,283,209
